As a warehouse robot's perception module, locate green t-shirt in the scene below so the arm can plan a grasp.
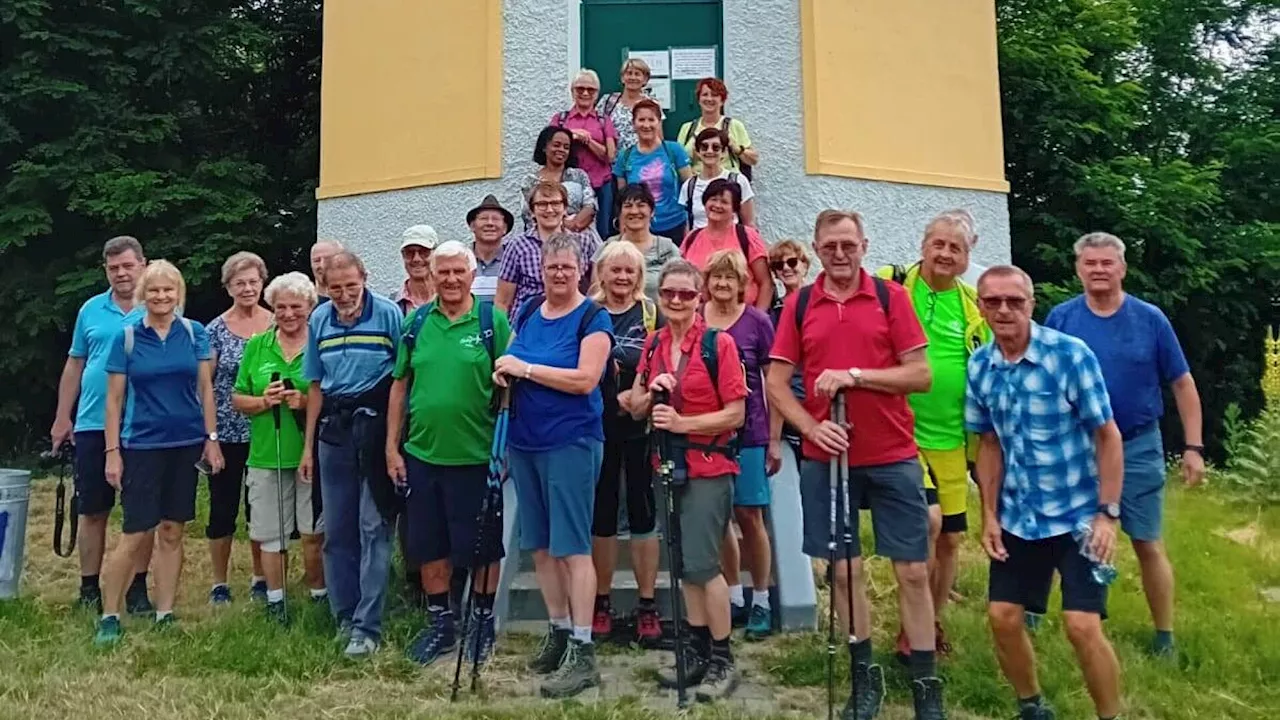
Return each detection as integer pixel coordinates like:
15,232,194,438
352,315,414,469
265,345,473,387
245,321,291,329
907,280,969,451
393,298,512,466
233,328,308,469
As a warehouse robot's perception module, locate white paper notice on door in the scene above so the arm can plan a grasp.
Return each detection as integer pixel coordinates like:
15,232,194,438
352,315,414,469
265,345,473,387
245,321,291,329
670,47,717,80
627,50,670,78
644,78,672,110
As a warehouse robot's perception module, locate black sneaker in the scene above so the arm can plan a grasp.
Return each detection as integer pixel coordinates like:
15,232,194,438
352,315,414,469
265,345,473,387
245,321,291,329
730,602,749,629
1017,702,1056,720
125,584,154,616
657,643,709,689
265,599,290,626
538,639,601,698
840,663,885,720
527,626,570,674
694,656,739,703
911,677,947,720
78,585,103,614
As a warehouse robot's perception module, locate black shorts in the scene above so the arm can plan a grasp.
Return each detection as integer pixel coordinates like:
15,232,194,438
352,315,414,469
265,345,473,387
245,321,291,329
205,442,249,539
404,456,505,568
988,531,1108,617
120,444,204,534
593,430,656,539
74,431,115,516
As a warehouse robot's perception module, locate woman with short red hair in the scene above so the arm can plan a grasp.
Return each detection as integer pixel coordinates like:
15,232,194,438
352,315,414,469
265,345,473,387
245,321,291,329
676,78,758,177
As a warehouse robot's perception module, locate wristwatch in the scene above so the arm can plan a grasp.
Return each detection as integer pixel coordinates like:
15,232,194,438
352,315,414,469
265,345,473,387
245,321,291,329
847,368,864,387
1098,502,1120,520
207,431,219,442
1184,444,1204,455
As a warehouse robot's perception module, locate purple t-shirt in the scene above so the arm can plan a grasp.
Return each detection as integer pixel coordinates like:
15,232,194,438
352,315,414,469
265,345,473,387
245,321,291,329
723,306,775,447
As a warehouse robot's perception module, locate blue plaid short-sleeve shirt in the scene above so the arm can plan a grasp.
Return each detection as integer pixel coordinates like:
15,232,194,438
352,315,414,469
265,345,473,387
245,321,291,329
965,323,1114,540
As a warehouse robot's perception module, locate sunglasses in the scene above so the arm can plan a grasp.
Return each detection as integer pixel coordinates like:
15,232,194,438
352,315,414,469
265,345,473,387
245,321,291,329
979,296,1029,311
698,143,723,153
659,288,700,303
770,257,802,272
573,86,598,94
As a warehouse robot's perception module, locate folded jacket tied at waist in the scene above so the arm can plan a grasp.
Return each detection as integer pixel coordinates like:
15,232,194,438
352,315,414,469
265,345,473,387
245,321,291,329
318,376,398,520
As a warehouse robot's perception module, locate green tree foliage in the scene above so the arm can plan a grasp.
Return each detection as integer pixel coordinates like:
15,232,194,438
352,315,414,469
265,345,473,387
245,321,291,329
998,0,1280,458
0,0,320,454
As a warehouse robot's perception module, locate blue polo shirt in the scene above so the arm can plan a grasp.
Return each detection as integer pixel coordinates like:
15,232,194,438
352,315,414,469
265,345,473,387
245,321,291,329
68,290,144,432
105,317,212,449
305,289,402,396
1044,294,1190,437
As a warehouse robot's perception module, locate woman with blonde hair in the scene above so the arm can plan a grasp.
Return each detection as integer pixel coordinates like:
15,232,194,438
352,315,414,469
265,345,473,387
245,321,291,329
206,251,273,604
587,241,662,642
700,249,778,640
598,58,656,153
95,260,223,646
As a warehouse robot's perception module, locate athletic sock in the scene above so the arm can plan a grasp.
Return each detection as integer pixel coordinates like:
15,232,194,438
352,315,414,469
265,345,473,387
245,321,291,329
594,593,611,611
572,625,593,644
1018,695,1043,711
690,624,712,658
211,582,228,591
309,588,328,599
908,649,937,680
155,610,172,621
101,613,120,622
752,588,771,610
474,592,496,617
728,584,745,607
711,635,733,663
637,596,657,610
426,592,449,614
849,638,872,692
551,616,571,631
81,574,100,590
266,589,284,603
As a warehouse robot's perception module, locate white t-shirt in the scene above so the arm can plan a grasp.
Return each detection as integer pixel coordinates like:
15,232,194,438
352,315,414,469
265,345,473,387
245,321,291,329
680,171,755,229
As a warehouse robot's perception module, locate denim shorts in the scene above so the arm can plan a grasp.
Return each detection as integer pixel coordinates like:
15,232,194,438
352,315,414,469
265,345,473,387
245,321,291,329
1120,427,1167,542
734,446,771,507
511,438,603,558
799,458,929,562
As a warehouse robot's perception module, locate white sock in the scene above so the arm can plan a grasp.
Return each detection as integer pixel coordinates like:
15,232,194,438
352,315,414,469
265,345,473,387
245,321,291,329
211,582,228,590
251,575,265,585
729,584,745,606
551,616,571,631
155,610,173,620
572,625,593,644
101,613,120,621
267,589,285,603
310,588,328,598
752,588,771,610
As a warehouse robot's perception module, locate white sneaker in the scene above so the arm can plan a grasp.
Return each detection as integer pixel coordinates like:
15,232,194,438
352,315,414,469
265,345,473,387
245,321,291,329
343,633,379,658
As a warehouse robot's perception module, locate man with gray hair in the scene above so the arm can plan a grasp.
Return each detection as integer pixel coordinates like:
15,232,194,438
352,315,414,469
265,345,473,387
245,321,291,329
310,239,344,303
386,240,512,669
1045,232,1204,658
50,235,155,615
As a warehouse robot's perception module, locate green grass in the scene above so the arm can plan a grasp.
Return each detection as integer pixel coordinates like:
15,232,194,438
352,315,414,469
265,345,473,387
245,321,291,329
3,473,1278,718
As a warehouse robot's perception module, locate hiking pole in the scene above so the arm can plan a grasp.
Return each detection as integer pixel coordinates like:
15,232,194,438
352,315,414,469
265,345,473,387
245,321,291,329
836,394,858,648
653,388,690,710
452,386,511,701
271,372,288,620
826,398,840,720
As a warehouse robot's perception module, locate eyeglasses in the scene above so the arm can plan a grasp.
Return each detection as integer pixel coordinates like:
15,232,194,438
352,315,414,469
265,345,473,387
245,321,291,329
659,288,700,303
573,86,598,94
228,278,262,291
545,263,578,276
532,200,565,210
698,143,723,153
979,295,1029,311
770,257,802,272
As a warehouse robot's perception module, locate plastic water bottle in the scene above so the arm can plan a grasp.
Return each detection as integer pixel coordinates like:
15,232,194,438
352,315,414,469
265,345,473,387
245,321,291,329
1073,518,1118,586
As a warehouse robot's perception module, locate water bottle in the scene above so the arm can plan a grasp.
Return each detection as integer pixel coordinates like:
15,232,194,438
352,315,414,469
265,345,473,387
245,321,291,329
1073,518,1118,586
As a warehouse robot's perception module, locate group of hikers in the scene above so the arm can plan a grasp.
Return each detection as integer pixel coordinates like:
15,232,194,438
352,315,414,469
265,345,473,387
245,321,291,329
47,65,1206,720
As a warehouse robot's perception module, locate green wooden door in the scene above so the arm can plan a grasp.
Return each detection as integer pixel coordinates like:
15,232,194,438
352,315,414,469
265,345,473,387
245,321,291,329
581,0,724,139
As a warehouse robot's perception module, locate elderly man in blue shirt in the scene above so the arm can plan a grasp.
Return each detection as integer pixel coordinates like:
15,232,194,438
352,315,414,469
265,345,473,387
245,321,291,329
1045,232,1204,658
298,251,403,658
965,266,1125,720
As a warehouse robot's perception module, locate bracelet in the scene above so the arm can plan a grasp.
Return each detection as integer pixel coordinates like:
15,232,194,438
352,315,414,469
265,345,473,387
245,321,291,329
524,363,534,380
1184,444,1204,455
104,446,119,454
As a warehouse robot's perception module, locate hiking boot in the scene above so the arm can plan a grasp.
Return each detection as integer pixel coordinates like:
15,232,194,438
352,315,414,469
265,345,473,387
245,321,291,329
635,606,663,645
840,662,885,720
592,607,614,638
93,616,123,648
744,604,773,641
538,639,601,699
209,584,232,606
265,599,290,626
895,626,911,665
911,676,947,720
527,626,570,674
730,602,749,629
694,655,739,702
344,633,379,658
125,583,154,616
406,613,457,666
935,621,953,657
1017,702,1056,720
657,643,709,689
462,611,497,667
78,585,103,614
249,579,268,602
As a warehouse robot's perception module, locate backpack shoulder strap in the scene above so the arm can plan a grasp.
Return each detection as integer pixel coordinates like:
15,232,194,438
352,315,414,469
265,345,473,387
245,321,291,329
735,223,750,258
602,92,621,116
403,302,433,354
721,116,732,132
700,327,721,395
794,285,813,334
620,145,633,175
556,111,569,127
180,317,194,343
873,276,891,315
478,300,496,361
575,299,606,340
641,297,657,333
678,121,693,146
515,295,544,333
683,177,697,227
123,324,135,357
681,227,702,254
891,264,908,284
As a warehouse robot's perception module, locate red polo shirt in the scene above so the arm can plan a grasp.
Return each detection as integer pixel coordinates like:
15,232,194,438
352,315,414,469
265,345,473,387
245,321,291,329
770,270,927,466
638,315,749,479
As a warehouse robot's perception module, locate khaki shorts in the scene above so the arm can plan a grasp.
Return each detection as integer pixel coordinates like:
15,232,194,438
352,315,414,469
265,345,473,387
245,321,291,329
676,475,734,585
246,467,324,552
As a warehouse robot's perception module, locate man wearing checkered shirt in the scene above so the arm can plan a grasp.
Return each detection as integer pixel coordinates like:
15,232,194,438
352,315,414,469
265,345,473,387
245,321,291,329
964,266,1125,720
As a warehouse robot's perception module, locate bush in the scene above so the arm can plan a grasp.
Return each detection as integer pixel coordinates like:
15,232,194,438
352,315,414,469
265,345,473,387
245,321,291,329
1213,401,1280,505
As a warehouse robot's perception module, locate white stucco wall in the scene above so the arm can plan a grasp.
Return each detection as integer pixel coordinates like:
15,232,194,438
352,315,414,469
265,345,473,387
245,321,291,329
317,0,1011,293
